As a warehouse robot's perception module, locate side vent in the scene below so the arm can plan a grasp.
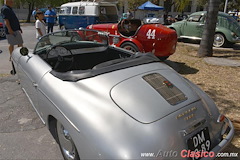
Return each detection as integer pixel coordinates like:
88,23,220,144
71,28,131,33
143,73,187,105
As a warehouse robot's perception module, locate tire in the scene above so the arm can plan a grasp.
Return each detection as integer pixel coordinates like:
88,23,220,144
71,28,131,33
158,56,169,61
120,42,139,53
56,121,80,160
213,33,226,47
0,29,6,38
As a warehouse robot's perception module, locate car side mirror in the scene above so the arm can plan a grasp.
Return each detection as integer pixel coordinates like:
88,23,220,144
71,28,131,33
20,47,29,56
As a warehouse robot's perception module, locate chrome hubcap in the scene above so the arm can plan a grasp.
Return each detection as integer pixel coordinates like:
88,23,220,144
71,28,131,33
213,34,224,47
57,122,77,160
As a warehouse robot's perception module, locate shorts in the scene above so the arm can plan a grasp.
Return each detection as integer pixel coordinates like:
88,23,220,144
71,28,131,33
6,30,24,45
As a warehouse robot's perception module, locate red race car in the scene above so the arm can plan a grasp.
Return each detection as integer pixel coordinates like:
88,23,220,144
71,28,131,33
87,19,177,60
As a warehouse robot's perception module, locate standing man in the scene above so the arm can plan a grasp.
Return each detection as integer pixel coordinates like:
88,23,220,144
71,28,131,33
44,6,56,33
32,7,39,20
1,0,23,62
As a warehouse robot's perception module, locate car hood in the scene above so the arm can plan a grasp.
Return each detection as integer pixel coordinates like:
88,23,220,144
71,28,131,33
110,70,201,123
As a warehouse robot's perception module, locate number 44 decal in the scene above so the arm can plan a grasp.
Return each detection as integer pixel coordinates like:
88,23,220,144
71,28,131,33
146,29,156,39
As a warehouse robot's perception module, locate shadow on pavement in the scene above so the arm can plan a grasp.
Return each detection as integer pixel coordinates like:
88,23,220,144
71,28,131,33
164,60,199,75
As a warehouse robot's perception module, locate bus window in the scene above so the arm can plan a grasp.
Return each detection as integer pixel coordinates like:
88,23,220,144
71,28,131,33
60,7,71,15
72,6,78,14
99,6,118,22
79,6,85,14
66,7,71,14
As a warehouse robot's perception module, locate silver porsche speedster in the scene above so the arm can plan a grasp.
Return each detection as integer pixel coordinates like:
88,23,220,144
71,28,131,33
12,29,234,160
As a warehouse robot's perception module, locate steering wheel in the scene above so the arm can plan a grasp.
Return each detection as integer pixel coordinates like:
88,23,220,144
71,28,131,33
121,19,131,33
46,45,74,72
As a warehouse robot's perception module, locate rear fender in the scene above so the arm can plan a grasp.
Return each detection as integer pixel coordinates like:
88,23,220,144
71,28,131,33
119,39,144,52
215,27,234,42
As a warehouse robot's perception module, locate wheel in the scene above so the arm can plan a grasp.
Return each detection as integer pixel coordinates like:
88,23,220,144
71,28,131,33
57,121,80,160
120,42,139,53
0,31,6,38
213,33,226,47
158,56,169,61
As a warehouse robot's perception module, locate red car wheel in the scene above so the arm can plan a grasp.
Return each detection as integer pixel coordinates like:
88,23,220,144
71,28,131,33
120,42,139,53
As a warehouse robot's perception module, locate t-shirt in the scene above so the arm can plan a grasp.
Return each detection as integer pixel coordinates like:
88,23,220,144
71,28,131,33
35,20,46,39
44,10,56,23
1,5,21,34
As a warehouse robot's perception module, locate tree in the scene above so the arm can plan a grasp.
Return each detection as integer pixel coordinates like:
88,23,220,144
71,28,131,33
14,0,69,23
163,0,174,15
127,0,149,11
197,0,220,57
174,0,190,13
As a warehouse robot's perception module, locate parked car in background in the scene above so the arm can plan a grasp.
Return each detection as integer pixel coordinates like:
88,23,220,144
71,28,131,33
87,19,177,60
0,16,6,38
12,29,234,160
228,11,240,22
143,13,164,24
168,11,240,47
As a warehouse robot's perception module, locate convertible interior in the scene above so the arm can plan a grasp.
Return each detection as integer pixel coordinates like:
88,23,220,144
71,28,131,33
34,30,159,81
118,19,142,37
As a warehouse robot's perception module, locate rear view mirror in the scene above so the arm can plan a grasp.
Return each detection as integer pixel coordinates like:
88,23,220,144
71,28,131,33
20,47,29,56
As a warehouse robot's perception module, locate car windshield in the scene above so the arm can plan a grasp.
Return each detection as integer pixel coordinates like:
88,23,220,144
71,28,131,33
34,29,108,54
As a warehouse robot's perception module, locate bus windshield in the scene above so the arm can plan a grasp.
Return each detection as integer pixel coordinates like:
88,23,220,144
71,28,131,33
99,6,118,22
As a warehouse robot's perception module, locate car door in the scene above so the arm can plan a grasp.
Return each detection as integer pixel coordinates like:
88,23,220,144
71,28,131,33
17,52,51,113
181,14,205,38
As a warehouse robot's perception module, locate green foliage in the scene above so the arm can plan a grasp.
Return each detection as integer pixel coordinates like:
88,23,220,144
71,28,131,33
174,0,190,12
128,0,146,10
196,0,208,6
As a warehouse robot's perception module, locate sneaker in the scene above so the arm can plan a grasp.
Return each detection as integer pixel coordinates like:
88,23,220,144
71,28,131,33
10,70,16,75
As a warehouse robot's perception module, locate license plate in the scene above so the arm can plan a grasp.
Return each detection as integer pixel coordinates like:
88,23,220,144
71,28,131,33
187,127,211,153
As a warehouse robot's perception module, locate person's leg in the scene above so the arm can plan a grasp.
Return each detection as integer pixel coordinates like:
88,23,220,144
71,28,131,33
50,23,54,32
47,23,50,33
18,44,23,47
9,45,14,61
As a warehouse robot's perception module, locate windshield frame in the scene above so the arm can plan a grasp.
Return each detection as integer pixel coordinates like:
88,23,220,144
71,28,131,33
34,29,109,55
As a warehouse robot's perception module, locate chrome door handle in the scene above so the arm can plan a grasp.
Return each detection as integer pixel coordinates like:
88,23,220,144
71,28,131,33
33,82,38,87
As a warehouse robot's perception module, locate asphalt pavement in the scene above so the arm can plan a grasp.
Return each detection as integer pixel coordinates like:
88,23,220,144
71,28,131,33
0,25,63,159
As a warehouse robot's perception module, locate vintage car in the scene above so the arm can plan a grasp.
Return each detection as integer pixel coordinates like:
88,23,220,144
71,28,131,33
0,16,6,38
87,19,177,60
168,11,240,47
12,29,234,160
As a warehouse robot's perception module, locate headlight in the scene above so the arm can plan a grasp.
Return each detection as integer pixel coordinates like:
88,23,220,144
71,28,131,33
231,32,236,37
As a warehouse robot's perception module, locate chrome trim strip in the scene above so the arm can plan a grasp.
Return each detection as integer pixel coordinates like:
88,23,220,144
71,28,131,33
180,119,206,136
179,36,202,40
